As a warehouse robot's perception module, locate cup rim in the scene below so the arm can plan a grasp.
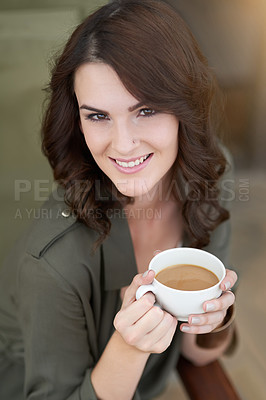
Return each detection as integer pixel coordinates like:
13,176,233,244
149,247,226,293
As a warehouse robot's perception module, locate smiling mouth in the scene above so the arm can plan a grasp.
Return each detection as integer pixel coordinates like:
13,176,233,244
112,153,152,168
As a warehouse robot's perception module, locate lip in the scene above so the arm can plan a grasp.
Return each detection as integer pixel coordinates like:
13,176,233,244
109,153,153,174
114,154,150,163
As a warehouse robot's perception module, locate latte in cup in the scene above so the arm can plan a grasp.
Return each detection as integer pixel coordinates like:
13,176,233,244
155,264,219,291
136,248,226,321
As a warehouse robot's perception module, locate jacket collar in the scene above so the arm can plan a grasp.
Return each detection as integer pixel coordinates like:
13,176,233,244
102,209,138,291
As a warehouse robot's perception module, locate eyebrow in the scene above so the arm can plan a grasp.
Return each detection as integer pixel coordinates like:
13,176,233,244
79,101,145,114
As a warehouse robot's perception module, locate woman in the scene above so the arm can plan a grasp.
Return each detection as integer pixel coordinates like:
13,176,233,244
0,1,237,399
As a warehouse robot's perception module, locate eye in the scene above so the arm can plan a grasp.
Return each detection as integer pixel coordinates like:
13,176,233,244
139,108,156,117
85,113,109,122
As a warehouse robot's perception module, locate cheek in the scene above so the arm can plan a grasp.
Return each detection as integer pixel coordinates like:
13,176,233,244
83,130,107,156
152,126,179,151
167,123,179,151
150,117,179,146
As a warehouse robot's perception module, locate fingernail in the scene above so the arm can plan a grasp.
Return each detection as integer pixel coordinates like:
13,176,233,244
153,250,161,256
181,326,190,332
142,270,149,277
205,303,215,312
191,317,201,324
224,281,231,290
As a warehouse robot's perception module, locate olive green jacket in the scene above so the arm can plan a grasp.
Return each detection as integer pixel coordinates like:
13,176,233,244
0,171,233,400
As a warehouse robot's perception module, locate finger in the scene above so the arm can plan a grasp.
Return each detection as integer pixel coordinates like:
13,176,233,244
188,309,226,327
180,322,216,334
153,249,161,256
220,268,238,291
116,292,156,329
133,304,165,335
122,270,155,307
203,290,235,313
121,305,165,346
140,312,178,353
149,312,177,345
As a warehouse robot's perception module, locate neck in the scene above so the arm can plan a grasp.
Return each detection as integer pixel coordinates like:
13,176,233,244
124,171,177,220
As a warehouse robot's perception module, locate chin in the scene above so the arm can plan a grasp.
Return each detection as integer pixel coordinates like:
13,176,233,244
114,178,154,199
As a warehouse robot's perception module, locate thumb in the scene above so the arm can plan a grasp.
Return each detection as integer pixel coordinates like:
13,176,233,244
122,270,155,307
141,269,155,283
133,270,155,288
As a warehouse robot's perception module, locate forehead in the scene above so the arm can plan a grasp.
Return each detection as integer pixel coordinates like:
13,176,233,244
74,62,120,87
74,62,138,108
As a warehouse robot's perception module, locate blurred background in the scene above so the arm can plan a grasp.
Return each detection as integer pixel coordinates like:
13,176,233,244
0,1,265,399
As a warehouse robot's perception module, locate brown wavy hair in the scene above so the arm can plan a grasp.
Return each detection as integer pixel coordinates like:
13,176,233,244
42,0,229,248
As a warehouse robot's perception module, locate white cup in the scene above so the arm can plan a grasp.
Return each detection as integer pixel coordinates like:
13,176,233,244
136,247,225,321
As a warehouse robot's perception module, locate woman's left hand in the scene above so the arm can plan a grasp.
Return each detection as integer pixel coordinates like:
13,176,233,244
180,268,237,334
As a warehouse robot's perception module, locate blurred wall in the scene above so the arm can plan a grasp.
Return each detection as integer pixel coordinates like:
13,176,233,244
165,0,266,169
0,0,107,264
0,0,265,265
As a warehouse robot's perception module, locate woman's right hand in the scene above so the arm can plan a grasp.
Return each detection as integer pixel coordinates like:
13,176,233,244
114,270,178,354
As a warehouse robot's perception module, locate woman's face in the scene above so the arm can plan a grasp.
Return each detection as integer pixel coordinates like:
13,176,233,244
74,63,179,199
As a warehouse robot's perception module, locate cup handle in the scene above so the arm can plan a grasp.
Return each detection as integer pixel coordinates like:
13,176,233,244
136,285,163,310
136,284,156,300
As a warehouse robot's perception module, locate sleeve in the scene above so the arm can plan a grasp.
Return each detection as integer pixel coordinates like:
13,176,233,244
17,253,98,400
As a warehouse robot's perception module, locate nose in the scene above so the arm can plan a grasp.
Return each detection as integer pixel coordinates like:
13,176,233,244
111,120,139,155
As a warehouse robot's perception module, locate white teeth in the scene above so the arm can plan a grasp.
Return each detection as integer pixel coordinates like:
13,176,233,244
115,154,149,168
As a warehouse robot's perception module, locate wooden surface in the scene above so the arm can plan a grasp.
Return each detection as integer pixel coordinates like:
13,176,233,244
177,355,242,400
